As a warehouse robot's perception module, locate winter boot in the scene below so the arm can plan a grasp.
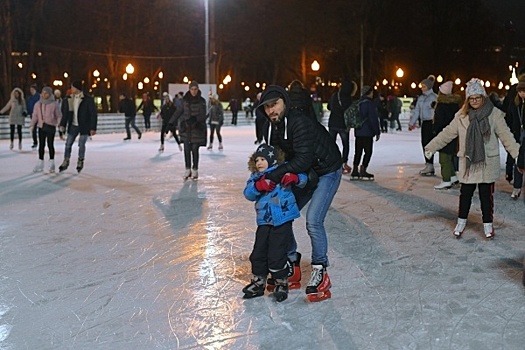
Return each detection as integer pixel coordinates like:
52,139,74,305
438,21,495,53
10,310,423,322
305,265,332,302
207,143,212,150
273,278,288,302
183,169,191,180
59,158,70,172
218,142,223,150
359,165,374,181
33,160,44,173
419,163,435,176
483,223,495,239
191,169,198,180
434,181,452,190
49,159,55,173
350,165,360,181
242,275,266,299
76,158,84,173
453,218,467,238
267,252,302,292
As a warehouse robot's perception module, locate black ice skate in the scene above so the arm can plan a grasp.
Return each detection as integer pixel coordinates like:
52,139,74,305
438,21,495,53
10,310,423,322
76,158,84,173
242,275,266,299
359,165,374,181
59,158,69,172
267,252,302,292
273,278,288,302
305,265,332,302
350,167,360,181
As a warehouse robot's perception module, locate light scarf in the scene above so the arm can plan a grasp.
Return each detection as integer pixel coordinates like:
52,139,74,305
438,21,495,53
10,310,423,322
465,98,493,173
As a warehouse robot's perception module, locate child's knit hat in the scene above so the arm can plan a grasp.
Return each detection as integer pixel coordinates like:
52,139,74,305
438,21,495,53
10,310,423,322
254,144,277,166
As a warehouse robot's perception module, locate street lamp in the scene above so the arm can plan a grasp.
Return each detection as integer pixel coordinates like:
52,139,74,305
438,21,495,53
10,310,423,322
395,68,404,78
311,60,320,72
126,64,134,97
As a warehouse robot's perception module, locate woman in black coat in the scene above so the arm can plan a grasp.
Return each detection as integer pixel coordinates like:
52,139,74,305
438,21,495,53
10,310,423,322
169,81,207,180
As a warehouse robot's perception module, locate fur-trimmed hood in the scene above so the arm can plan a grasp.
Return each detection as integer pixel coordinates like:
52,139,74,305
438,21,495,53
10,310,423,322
437,92,463,105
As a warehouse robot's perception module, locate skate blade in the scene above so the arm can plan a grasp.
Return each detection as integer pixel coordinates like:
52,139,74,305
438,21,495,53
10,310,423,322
306,290,331,302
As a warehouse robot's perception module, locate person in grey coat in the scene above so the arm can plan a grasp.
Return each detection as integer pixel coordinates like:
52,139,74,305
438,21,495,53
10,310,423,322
1,87,27,150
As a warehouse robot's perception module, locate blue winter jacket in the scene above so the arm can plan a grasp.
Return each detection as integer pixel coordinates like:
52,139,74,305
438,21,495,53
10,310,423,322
243,165,308,226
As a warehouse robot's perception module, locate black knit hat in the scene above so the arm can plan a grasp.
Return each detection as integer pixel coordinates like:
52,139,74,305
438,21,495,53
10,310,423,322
254,144,277,166
72,80,83,91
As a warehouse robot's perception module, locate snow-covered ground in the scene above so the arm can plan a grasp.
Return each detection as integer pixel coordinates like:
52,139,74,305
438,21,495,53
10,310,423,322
0,125,523,349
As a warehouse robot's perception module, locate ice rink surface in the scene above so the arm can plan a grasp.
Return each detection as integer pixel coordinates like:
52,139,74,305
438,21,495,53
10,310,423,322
1,124,524,349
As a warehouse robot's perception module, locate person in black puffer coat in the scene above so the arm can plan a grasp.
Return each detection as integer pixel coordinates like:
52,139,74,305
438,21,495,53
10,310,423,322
328,80,357,174
169,81,207,180
257,84,342,302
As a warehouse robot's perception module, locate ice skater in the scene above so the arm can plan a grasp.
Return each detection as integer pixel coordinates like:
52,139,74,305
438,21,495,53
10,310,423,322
425,78,521,239
242,144,307,302
257,85,342,302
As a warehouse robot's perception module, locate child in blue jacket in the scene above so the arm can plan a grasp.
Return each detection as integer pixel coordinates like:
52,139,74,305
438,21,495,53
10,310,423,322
242,144,307,302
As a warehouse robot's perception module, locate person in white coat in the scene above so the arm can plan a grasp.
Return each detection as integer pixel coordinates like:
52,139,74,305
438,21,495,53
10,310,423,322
425,78,520,239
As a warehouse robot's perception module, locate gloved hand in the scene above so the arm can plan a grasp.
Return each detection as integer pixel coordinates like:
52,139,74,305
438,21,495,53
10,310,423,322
59,126,65,133
424,149,434,160
281,173,299,187
255,175,276,193
408,124,415,131
375,134,380,142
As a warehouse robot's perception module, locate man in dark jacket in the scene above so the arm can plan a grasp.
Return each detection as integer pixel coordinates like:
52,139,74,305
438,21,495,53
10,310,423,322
58,80,97,173
257,85,342,302
119,92,142,141
350,85,381,180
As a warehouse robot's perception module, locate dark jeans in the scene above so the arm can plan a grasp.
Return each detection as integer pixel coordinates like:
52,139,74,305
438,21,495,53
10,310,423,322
329,127,350,164
231,111,238,125
125,116,141,138
459,183,494,223
183,140,200,170
143,113,151,129
389,114,402,130
353,136,373,168
250,222,292,278
38,126,56,160
10,124,22,143
209,124,222,144
421,120,435,164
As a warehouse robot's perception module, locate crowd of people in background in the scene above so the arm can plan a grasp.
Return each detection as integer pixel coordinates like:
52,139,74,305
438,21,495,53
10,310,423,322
1,72,525,304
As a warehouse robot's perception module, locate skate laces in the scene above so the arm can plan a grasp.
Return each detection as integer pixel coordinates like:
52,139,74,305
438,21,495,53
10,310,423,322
307,267,323,287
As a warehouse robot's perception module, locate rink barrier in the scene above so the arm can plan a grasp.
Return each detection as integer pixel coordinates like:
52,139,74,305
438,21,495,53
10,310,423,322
0,111,411,139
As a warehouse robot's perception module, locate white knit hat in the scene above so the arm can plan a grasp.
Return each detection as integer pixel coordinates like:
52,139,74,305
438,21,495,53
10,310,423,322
465,78,487,98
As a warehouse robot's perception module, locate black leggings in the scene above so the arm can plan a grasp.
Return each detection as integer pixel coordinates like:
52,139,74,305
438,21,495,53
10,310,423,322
459,183,494,223
160,121,181,145
10,124,22,143
209,124,222,144
38,126,56,160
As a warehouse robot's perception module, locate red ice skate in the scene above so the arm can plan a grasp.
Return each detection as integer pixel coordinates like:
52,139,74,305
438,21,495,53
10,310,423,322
267,252,302,292
305,264,331,302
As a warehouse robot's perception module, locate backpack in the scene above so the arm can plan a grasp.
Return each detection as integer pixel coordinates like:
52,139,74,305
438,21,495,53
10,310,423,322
344,100,364,131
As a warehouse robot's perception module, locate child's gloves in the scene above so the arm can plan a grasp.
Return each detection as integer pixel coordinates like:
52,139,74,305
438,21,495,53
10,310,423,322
281,173,299,187
255,175,276,192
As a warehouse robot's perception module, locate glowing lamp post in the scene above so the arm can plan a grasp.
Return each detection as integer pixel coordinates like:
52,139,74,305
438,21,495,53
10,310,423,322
126,64,135,96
